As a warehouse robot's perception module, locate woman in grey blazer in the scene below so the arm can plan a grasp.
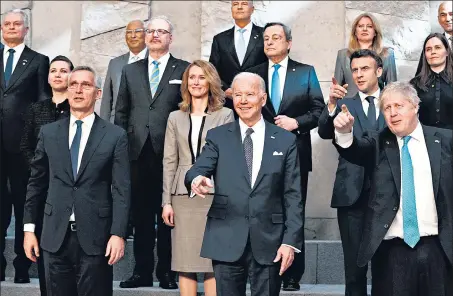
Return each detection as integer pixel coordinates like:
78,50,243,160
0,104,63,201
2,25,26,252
334,12,397,97
162,60,234,296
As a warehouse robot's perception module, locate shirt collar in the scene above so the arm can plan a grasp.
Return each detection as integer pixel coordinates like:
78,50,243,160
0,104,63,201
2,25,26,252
129,47,147,60
235,21,253,33
70,112,95,129
238,116,265,137
148,52,170,66
445,32,452,39
268,56,289,69
358,88,380,103
4,42,25,54
397,121,423,143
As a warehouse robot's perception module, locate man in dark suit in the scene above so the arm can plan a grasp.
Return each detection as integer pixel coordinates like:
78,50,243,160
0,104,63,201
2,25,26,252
23,66,130,296
209,0,267,111
247,22,324,291
100,20,147,123
333,81,453,296
114,15,189,289
0,9,51,283
186,72,303,296
318,49,385,296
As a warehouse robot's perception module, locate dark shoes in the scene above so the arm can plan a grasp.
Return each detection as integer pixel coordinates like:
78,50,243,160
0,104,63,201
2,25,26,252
119,274,153,288
158,272,178,290
282,278,300,291
14,272,30,284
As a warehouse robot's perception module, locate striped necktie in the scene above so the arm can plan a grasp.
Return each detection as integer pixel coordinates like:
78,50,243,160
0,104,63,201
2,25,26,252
150,60,160,97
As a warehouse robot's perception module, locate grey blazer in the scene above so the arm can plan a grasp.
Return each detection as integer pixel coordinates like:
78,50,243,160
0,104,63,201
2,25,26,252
162,107,234,204
334,47,397,98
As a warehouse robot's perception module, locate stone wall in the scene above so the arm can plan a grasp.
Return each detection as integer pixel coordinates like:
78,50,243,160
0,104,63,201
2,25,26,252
0,0,438,239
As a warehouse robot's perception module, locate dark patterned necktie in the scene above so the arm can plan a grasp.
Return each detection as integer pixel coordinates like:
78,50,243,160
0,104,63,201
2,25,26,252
365,96,377,129
243,128,254,183
70,120,83,179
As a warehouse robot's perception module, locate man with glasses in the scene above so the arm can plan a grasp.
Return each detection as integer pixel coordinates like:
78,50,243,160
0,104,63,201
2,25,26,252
100,20,147,123
247,22,325,291
115,15,189,290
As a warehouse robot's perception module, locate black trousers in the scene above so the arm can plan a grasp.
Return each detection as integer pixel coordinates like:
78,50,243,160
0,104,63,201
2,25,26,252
213,241,281,296
337,191,369,296
0,148,31,276
281,170,308,283
43,228,113,296
372,236,453,296
35,207,47,295
131,137,173,279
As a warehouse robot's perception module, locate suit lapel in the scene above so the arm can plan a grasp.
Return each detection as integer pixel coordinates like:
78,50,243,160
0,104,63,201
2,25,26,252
279,59,297,114
423,126,441,199
252,122,277,192
137,59,153,104
75,116,107,182
242,24,261,66
228,121,251,188
351,95,372,130
57,118,74,183
152,55,177,103
226,27,240,67
0,48,4,90
6,46,35,91
377,111,386,130
383,132,401,198
259,61,277,117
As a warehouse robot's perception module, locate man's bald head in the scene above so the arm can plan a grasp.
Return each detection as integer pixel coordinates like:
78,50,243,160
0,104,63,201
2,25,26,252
125,20,146,54
438,1,452,34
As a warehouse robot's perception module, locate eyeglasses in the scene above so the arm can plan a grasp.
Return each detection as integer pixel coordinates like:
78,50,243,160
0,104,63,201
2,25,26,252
126,28,145,35
68,83,95,90
145,29,171,36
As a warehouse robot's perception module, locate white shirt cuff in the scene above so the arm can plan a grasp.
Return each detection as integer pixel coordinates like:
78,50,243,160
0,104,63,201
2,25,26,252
24,223,35,233
334,128,354,148
328,105,337,117
190,175,203,198
282,244,301,253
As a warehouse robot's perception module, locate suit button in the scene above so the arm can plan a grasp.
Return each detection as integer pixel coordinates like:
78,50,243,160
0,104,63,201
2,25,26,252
384,224,389,229
245,215,249,220
146,124,149,128
393,207,397,211
149,106,154,110
73,187,78,191
3,93,7,96
436,109,440,112
66,207,71,212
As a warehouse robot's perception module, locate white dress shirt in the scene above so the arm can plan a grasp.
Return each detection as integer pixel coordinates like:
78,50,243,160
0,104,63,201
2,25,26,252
445,32,452,48
335,122,438,240
128,47,147,64
3,43,25,73
268,56,289,101
24,113,96,232
234,21,253,57
329,89,380,119
148,52,170,83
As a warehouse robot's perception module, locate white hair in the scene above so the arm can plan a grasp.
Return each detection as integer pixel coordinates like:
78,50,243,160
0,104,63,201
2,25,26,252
379,81,421,111
146,15,174,33
2,9,29,27
231,72,266,93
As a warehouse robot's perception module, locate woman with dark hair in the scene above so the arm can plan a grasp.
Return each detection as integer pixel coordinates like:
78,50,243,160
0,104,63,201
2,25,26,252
19,55,73,296
161,60,233,296
410,33,453,129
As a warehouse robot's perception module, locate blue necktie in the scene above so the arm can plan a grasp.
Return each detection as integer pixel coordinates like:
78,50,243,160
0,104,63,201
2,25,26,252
236,28,246,65
401,136,420,248
271,64,281,113
70,120,83,179
150,60,160,97
4,48,15,85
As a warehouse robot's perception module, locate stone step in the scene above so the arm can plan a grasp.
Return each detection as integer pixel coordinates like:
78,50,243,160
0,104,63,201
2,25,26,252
4,237,369,285
0,278,371,296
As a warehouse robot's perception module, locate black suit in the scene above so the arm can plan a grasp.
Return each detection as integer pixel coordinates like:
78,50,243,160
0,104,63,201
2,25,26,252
0,46,51,278
185,120,303,296
209,24,267,112
318,94,385,296
23,115,130,296
336,126,453,296
115,54,189,279
247,58,324,282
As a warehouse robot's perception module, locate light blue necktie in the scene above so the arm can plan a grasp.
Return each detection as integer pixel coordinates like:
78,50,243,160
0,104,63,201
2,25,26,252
150,60,160,97
70,120,83,179
271,64,281,113
236,28,246,65
401,136,420,248
4,48,15,85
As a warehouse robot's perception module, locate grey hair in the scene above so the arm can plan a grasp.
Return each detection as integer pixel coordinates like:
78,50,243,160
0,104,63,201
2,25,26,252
69,66,102,89
231,0,254,7
231,72,266,93
147,15,174,34
2,9,29,28
379,81,421,111
264,22,292,41
439,1,452,14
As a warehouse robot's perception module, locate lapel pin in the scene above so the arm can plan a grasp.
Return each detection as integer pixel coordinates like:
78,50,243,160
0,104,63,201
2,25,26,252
292,68,295,72
386,141,390,145
271,136,275,139
22,59,27,65
172,65,175,68
435,140,440,143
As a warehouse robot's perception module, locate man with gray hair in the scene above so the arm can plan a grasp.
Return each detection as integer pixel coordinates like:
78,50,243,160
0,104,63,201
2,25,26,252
333,81,453,295
115,15,189,289
186,72,303,296
0,8,51,283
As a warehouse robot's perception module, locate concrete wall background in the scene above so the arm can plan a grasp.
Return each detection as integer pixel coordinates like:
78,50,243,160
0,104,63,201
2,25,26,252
0,0,440,239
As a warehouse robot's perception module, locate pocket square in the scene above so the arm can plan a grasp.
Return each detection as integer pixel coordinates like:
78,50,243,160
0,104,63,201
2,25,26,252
169,79,182,84
273,151,283,156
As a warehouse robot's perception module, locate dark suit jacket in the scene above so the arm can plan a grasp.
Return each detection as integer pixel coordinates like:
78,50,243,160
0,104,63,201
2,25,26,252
114,54,189,160
335,125,453,267
247,59,325,172
185,121,303,265
0,46,51,153
318,93,386,207
23,115,131,255
209,24,267,90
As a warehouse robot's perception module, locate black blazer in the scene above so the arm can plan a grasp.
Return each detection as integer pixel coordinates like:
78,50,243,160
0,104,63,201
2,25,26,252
0,46,51,153
185,121,303,265
335,125,453,267
23,115,131,255
318,93,386,207
114,54,190,160
20,98,70,165
247,59,325,172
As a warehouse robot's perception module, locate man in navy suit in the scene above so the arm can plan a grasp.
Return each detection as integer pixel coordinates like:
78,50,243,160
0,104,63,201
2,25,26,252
186,72,303,296
247,22,325,291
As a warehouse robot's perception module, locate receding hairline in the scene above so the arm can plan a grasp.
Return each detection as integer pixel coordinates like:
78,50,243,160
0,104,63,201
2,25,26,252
231,0,254,7
126,20,145,28
2,9,29,27
439,1,452,13
231,72,265,93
